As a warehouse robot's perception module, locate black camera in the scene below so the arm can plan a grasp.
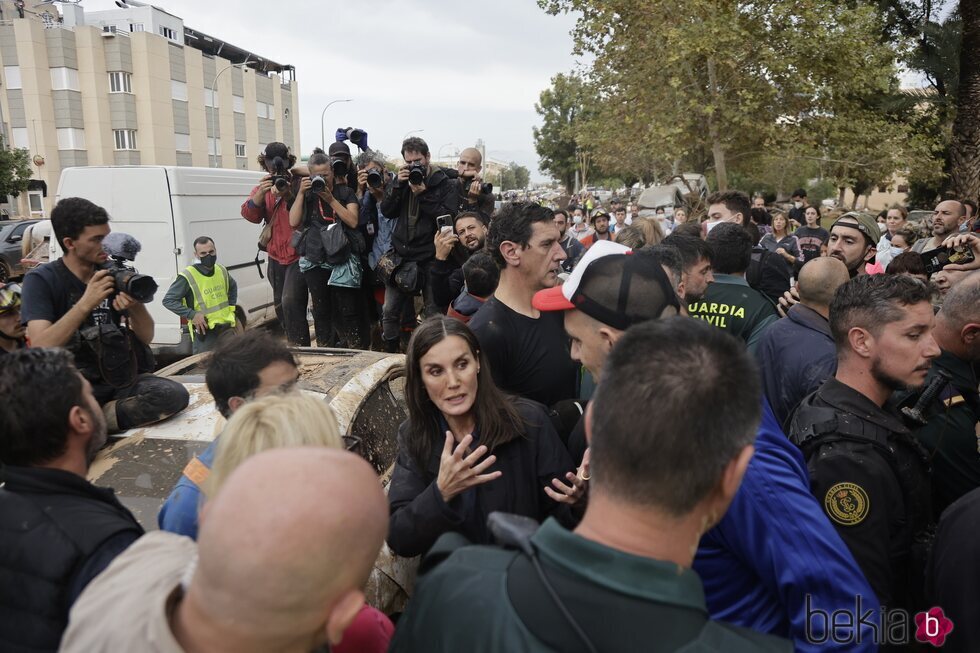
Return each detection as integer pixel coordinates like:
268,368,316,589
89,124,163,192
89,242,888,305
480,182,493,195
100,258,158,303
346,128,366,146
270,155,289,192
408,162,426,186
310,175,327,194
366,168,385,189
331,157,348,179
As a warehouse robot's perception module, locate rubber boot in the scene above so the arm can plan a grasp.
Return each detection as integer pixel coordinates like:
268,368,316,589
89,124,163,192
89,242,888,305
383,338,400,354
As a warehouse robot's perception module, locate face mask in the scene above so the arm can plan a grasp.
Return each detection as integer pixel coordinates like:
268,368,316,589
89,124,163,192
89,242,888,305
794,202,803,209
199,254,217,268
572,215,583,225
889,246,904,258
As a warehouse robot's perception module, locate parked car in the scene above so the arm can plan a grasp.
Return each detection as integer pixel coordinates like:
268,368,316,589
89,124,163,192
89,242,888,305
0,219,39,282
87,346,416,613
637,185,687,215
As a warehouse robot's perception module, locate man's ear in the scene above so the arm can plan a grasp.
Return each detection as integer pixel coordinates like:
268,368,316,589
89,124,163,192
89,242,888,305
863,245,876,264
61,237,74,253
499,241,521,267
598,326,621,353
67,405,93,438
227,396,246,414
705,444,754,530
961,323,980,345
847,327,873,358
324,589,365,646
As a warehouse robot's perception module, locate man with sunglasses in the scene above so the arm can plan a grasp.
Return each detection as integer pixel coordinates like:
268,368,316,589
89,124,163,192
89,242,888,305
0,282,26,355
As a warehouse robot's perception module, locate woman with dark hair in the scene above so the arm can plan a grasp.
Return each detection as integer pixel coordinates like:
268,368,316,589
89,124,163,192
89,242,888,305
387,316,578,557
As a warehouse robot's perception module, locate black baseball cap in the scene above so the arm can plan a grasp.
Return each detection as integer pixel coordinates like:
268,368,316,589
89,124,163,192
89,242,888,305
328,142,351,157
533,241,680,330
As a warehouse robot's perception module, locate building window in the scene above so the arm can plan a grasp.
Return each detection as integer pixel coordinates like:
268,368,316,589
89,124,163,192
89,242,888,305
235,142,245,157
203,88,219,108
11,127,29,149
4,66,21,90
256,101,273,119
207,137,221,156
56,128,86,150
130,23,144,32
113,129,138,150
170,80,187,101
29,191,44,215
160,26,177,41
50,67,80,91
175,133,191,152
233,95,244,114
108,71,132,94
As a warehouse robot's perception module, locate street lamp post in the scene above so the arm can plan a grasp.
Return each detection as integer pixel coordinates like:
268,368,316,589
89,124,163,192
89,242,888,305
209,58,249,168
321,99,352,150
402,129,424,142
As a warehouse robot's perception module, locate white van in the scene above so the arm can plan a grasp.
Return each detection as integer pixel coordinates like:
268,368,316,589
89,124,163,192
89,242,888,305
54,166,275,357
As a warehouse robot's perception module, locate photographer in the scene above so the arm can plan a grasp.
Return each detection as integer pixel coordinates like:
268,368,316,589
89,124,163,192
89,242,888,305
378,137,460,352
327,141,359,194
289,150,362,348
456,147,495,215
240,142,309,345
21,198,189,432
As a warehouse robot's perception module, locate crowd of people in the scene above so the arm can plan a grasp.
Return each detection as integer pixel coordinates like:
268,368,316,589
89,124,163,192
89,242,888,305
1,133,980,652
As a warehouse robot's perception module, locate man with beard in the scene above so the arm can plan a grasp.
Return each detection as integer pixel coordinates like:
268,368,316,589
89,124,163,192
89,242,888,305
0,349,144,651
581,210,614,248
787,275,939,612
826,212,880,277
912,200,968,254
663,232,714,304
553,209,585,273
430,210,490,312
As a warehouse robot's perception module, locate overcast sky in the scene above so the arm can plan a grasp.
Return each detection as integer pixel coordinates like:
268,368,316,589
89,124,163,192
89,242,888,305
83,0,584,180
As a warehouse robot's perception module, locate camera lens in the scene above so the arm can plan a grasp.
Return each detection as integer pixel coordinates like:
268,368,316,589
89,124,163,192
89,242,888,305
332,159,348,178
274,176,288,192
366,169,384,189
310,175,326,194
408,164,425,186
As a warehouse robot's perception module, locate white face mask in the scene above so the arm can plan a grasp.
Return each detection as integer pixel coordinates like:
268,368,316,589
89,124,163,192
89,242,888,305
572,215,584,225
889,246,904,257
794,201,803,209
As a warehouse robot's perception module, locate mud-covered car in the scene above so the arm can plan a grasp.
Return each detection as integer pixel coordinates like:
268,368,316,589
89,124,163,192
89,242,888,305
87,347,417,612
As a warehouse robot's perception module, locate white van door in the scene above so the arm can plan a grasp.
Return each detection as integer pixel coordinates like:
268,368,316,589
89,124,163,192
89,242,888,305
165,167,273,330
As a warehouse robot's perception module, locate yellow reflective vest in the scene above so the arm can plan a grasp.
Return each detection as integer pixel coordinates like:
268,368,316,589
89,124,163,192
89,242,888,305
179,264,236,339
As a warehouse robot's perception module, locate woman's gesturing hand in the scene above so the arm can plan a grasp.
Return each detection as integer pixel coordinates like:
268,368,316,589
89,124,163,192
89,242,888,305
545,447,590,505
436,432,501,503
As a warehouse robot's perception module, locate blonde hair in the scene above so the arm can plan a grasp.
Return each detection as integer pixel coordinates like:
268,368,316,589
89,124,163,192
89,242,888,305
207,393,343,496
634,217,665,246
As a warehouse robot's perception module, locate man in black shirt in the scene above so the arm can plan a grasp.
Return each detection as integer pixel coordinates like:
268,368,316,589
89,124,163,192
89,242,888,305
469,202,577,406
21,197,188,432
0,349,144,651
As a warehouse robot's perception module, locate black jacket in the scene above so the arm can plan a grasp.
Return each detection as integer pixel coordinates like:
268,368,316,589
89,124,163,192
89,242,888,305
0,466,143,652
788,378,932,611
380,167,460,262
387,399,575,558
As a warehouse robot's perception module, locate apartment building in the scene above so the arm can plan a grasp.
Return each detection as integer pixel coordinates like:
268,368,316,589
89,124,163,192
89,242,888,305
0,2,299,218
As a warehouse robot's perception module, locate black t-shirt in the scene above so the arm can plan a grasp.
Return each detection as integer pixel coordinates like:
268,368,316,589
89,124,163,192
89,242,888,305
21,259,120,329
304,185,358,227
468,296,578,406
794,226,830,261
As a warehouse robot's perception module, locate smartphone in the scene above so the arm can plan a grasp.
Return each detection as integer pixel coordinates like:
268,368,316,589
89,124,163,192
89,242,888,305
919,245,976,275
436,214,453,234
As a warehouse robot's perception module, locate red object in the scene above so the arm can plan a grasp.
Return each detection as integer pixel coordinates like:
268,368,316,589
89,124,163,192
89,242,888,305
334,605,394,653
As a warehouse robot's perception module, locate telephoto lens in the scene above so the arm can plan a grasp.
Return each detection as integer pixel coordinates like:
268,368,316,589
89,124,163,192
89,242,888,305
310,175,326,194
273,176,289,191
408,163,426,186
331,158,348,179
480,182,494,195
366,169,384,189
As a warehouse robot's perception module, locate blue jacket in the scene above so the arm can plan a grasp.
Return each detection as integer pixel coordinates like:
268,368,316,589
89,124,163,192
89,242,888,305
157,438,218,539
755,303,837,428
693,402,880,652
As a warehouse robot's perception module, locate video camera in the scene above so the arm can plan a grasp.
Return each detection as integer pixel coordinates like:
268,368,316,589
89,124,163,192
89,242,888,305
101,232,158,303
269,156,290,192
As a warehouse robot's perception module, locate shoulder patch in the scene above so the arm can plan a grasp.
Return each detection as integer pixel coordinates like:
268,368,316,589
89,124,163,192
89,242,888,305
824,482,870,526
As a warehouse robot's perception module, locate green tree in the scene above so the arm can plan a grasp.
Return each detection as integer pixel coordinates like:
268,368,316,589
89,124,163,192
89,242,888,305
533,73,595,192
498,161,531,191
539,0,936,197
0,137,32,201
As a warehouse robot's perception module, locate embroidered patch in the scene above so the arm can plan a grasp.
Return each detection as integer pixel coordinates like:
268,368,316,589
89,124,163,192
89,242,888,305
824,482,870,526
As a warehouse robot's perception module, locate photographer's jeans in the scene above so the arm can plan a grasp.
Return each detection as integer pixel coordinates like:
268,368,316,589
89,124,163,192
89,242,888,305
92,374,190,432
303,266,361,348
268,259,312,346
381,261,438,346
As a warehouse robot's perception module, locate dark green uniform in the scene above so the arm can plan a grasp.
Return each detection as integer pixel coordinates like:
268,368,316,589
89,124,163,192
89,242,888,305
788,378,932,611
390,518,791,653
913,350,980,516
687,274,779,353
